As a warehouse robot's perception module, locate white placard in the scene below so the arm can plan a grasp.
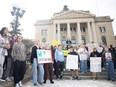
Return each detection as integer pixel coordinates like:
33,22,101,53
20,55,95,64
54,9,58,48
90,57,101,72
66,55,78,69
37,50,52,63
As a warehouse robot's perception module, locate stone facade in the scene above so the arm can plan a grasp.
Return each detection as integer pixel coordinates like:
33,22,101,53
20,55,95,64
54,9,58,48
35,6,116,46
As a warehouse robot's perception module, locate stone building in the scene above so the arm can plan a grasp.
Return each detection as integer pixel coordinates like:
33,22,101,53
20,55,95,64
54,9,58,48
35,6,116,46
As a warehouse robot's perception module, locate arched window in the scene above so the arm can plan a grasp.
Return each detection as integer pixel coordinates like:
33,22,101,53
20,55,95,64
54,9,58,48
71,36,76,44
101,36,107,45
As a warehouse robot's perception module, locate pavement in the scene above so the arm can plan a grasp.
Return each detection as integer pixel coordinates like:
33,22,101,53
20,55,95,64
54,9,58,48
24,79,116,87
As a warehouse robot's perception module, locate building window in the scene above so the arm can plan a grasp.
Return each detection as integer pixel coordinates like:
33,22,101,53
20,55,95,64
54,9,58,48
45,30,47,35
99,27,106,33
71,36,76,44
41,30,44,35
81,27,86,32
41,29,47,35
82,37,86,45
61,28,67,34
71,27,76,33
101,36,107,45
61,37,66,45
42,38,46,43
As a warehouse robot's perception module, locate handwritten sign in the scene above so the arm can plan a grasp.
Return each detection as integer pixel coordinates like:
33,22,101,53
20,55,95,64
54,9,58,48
90,57,101,72
37,50,52,63
66,55,78,69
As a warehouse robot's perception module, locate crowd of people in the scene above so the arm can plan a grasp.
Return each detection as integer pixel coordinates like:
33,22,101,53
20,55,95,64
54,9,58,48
0,27,116,87
29,39,116,86
0,27,26,87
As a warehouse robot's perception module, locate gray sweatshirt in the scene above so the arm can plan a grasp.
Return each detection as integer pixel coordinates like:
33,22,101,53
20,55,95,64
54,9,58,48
12,42,26,61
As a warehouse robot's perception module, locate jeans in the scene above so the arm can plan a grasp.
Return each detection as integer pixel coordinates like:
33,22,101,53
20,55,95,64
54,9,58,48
106,61,115,80
80,60,87,73
6,58,14,77
56,61,64,79
32,58,44,84
0,55,5,79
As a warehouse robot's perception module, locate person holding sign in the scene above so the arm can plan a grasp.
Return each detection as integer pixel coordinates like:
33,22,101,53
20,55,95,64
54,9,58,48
30,40,44,86
102,47,115,81
43,42,54,84
68,46,80,80
90,48,100,80
78,45,88,74
55,44,65,79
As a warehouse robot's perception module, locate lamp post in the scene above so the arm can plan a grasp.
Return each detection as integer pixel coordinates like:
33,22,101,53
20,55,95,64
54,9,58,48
11,5,25,35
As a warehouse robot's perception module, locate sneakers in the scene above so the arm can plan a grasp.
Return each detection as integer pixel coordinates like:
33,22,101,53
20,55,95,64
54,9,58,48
76,77,81,80
34,83,39,86
43,80,46,84
112,79,115,82
15,83,20,87
39,82,44,85
6,77,12,81
50,80,54,84
0,79,6,82
19,81,23,87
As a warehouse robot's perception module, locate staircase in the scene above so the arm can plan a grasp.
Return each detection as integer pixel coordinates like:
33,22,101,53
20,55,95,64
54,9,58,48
62,69,116,80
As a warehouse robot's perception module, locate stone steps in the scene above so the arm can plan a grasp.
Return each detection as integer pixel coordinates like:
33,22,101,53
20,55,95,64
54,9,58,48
60,70,116,79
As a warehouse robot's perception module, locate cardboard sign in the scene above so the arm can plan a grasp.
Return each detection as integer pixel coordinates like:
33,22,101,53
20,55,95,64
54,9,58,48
90,57,101,72
37,50,52,63
66,55,78,69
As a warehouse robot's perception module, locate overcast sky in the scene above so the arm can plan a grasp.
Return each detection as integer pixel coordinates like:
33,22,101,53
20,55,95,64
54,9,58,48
0,0,116,39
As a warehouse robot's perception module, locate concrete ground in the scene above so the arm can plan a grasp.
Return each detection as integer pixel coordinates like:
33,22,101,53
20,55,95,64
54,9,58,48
24,79,116,87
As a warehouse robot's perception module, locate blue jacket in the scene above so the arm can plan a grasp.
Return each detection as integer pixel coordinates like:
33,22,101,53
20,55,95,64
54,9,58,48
55,49,64,62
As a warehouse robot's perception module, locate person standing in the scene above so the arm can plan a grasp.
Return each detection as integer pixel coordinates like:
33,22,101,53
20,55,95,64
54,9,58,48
103,47,115,81
68,46,80,80
43,42,54,84
113,47,116,69
66,37,72,50
55,44,65,79
90,48,100,80
30,40,44,86
5,38,14,81
0,27,10,82
78,45,88,74
12,36,26,87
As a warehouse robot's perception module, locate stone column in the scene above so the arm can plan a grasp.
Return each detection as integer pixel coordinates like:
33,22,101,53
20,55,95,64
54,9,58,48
87,22,92,42
67,23,71,38
53,24,56,40
92,22,97,43
57,23,61,42
77,22,82,44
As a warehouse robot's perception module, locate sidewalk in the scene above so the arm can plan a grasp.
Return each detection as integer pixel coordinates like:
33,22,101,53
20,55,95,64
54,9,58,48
24,79,116,87
0,64,32,87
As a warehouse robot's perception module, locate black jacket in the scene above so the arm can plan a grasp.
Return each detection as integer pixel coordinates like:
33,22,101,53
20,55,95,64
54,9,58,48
90,51,100,57
68,50,80,62
30,46,41,64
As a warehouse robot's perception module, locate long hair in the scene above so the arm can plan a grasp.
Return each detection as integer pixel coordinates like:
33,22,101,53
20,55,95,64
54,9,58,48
0,27,8,37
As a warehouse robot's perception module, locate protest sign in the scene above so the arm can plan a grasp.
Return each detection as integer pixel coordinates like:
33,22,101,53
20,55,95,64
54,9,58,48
90,57,101,72
37,50,52,63
66,55,78,69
